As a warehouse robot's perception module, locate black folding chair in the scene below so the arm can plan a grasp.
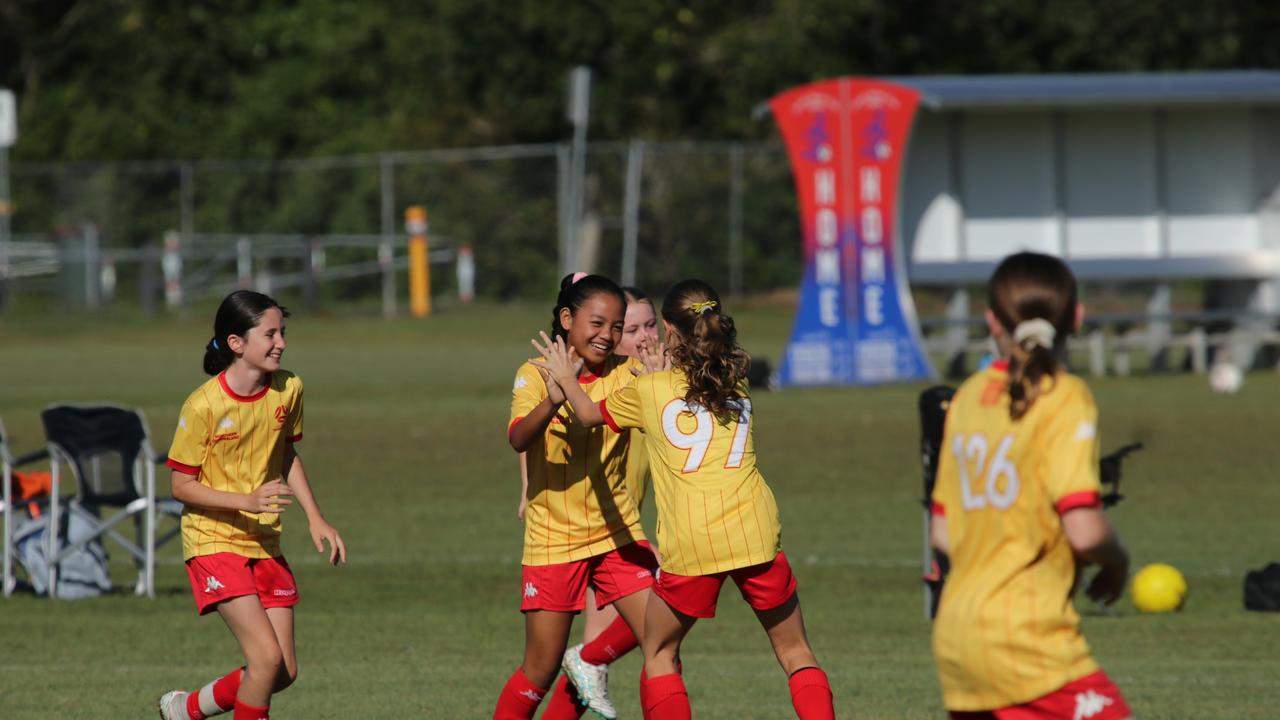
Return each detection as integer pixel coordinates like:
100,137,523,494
42,405,183,598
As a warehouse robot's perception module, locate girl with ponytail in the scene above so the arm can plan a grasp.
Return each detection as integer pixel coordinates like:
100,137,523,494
929,252,1133,719
534,278,835,720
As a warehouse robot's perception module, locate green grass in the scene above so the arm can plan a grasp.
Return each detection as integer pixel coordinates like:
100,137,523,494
0,303,1277,718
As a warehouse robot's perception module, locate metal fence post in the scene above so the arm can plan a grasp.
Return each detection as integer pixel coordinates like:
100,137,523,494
621,139,644,286
728,143,744,298
380,153,396,317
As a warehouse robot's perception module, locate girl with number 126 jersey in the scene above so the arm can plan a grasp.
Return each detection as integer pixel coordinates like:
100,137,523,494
930,252,1132,720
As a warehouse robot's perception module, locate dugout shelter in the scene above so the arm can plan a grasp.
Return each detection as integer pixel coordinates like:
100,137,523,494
896,71,1280,371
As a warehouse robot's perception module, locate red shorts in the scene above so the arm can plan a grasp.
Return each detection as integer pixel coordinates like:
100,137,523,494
521,540,657,612
950,671,1131,720
654,552,798,619
185,552,299,616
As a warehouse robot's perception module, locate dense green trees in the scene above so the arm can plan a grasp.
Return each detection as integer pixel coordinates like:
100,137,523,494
4,1,1278,161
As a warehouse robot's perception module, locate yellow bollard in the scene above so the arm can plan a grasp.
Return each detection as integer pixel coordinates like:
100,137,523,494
406,206,431,317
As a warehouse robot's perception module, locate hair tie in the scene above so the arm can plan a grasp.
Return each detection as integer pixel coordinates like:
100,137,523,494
688,299,718,316
212,338,220,350
571,271,588,284
1013,318,1056,349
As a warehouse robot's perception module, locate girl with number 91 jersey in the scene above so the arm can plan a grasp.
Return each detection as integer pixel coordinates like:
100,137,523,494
930,252,1132,720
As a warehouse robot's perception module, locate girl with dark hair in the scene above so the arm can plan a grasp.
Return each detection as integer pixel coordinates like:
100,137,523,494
496,273,659,720
534,278,835,720
929,252,1132,720
158,290,346,720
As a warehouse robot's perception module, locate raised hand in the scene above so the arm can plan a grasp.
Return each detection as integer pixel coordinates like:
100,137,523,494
531,331,583,385
634,336,670,375
535,364,567,405
243,479,294,514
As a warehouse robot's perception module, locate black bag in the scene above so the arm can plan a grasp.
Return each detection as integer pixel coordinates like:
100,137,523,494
1244,563,1280,612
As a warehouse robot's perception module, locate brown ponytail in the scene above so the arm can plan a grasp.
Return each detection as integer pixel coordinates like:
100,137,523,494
661,279,750,418
987,253,1078,420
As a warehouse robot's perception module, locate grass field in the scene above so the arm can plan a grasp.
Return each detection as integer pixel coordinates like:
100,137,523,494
1,301,1277,719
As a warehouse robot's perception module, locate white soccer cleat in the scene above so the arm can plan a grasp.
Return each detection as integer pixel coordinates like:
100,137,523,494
562,643,617,720
157,690,189,720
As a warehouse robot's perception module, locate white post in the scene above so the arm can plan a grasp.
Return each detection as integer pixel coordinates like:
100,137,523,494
237,237,253,289
456,243,475,303
0,88,15,312
162,231,183,308
564,66,591,275
380,153,396,317
729,143,744,298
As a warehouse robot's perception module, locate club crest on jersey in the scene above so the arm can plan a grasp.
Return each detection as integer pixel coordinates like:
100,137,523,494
274,405,287,424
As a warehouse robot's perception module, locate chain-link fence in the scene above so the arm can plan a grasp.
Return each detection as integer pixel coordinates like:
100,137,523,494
2,141,801,312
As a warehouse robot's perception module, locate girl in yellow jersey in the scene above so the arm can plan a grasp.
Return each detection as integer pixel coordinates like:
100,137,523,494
157,291,346,720
536,279,835,720
494,274,659,720
930,252,1132,720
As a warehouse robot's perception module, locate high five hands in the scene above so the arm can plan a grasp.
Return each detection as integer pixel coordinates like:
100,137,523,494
633,336,670,376
531,331,583,397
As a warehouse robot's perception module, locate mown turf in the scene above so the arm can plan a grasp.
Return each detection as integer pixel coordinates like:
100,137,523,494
0,302,1276,718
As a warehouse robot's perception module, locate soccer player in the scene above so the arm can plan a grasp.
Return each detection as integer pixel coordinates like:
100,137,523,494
534,278,835,720
158,290,346,720
494,273,659,720
533,285,664,719
929,252,1132,720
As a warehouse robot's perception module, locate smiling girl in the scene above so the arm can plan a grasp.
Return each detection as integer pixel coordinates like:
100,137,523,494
158,290,345,720
495,273,657,720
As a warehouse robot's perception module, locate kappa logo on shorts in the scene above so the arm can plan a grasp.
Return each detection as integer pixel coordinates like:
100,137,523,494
272,588,296,597
204,576,225,594
524,582,538,598
519,689,544,702
636,570,651,579
1073,690,1114,720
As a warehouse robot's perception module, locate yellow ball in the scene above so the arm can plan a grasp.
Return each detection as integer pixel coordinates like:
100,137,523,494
1132,563,1187,613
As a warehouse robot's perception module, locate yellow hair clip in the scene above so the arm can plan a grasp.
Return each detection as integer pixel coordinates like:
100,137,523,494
688,299,718,315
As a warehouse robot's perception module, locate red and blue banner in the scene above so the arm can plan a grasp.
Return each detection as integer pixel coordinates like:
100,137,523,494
769,78,935,385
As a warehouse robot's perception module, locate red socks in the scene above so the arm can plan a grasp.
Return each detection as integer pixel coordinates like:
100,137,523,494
579,615,638,665
184,668,243,719
788,667,835,720
231,700,269,720
540,675,588,720
492,667,549,720
642,672,690,720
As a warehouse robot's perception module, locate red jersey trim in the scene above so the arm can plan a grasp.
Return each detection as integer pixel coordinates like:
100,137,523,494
931,501,946,517
166,458,201,476
599,399,622,433
508,416,525,443
990,358,1009,372
578,362,605,384
287,433,302,443
1055,491,1102,514
218,372,272,402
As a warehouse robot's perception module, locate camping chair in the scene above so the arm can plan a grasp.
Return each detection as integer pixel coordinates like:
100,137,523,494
41,405,183,598
1,416,49,597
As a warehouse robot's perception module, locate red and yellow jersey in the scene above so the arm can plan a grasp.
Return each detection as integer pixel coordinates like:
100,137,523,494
931,361,1104,710
509,355,646,566
600,369,781,576
166,371,304,561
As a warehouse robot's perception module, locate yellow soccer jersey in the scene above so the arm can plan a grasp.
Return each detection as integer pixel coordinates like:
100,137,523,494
623,431,650,512
167,371,304,561
509,356,646,566
931,360,1104,710
600,369,781,577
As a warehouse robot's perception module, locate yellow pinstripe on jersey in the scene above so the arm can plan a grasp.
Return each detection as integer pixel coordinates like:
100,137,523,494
601,369,781,577
510,356,646,566
931,363,1103,710
623,432,650,512
167,371,303,561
